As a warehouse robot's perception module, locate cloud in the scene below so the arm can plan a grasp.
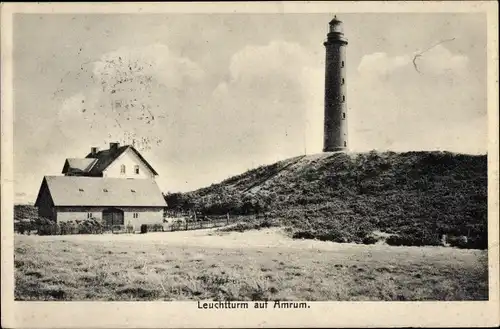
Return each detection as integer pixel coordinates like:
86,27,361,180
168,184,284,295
92,44,205,90
357,42,469,78
350,44,484,154
357,52,410,77
54,44,209,153
209,41,324,160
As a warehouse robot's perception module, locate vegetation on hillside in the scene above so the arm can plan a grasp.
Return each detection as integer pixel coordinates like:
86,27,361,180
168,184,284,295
164,151,488,249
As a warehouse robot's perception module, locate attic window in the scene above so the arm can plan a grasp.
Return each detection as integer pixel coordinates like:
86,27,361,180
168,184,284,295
103,189,108,192
78,188,84,192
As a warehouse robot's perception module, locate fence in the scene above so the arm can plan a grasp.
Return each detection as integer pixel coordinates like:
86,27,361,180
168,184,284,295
16,213,250,236
165,213,238,232
167,215,234,232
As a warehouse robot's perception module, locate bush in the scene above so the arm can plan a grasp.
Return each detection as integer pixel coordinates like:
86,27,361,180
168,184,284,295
448,235,487,250
292,231,316,239
36,217,59,235
38,223,60,236
76,218,104,234
59,221,78,235
170,219,186,231
146,224,164,232
14,219,34,235
362,235,378,245
316,231,347,243
257,217,280,229
386,233,442,247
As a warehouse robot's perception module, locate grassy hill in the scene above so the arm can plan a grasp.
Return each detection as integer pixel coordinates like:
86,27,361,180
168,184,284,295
166,151,488,249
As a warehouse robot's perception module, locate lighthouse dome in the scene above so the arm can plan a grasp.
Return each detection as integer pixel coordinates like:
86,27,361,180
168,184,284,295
329,16,344,33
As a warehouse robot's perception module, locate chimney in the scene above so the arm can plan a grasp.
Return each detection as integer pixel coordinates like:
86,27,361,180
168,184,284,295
90,147,99,157
109,142,120,152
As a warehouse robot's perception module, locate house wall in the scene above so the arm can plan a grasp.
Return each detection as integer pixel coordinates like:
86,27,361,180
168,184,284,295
56,206,164,231
103,149,155,179
37,185,57,222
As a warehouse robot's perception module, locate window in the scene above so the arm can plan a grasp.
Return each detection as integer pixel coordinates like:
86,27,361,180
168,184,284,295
133,213,139,219
134,165,140,175
342,113,346,120
87,213,93,219
120,164,126,174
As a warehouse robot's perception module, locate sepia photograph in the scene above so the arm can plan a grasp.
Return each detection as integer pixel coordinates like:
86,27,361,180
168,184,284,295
1,1,498,328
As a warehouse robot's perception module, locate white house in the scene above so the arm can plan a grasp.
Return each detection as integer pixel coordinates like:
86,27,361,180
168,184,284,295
35,142,167,230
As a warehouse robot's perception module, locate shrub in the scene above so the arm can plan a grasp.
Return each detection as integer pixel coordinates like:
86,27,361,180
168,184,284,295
36,217,59,235
316,231,346,243
14,219,34,235
77,218,104,234
38,223,60,236
257,217,280,229
170,219,186,231
362,235,378,245
146,224,164,232
386,235,404,246
59,221,78,235
386,233,442,247
448,235,487,250
292,231,316,239
222,222,256,232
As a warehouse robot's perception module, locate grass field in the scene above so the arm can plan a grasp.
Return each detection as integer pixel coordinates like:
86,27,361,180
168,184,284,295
14,228,488,301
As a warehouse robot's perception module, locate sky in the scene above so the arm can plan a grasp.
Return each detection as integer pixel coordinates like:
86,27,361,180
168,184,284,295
13,13,487,203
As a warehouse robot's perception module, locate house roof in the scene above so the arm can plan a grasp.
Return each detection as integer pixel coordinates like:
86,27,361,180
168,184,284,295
35,176,167,207
84,145,159,176
62,158,98,174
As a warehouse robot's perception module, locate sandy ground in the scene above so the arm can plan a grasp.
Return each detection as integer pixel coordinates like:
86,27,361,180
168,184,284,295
16,227,484,257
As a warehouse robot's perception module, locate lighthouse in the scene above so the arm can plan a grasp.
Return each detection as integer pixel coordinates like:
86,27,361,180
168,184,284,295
323,16,348,152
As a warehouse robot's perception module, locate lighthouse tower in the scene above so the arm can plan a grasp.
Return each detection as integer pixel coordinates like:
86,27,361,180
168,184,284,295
323,16,348,152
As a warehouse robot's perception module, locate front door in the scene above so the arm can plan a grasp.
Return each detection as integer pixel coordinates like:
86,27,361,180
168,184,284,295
102,208,124,227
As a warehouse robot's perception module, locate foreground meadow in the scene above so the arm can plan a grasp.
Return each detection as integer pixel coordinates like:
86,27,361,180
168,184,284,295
14,228,488,301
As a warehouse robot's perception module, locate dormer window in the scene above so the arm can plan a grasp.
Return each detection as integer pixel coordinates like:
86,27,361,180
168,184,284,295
134,165,140,175
120,164,126,174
